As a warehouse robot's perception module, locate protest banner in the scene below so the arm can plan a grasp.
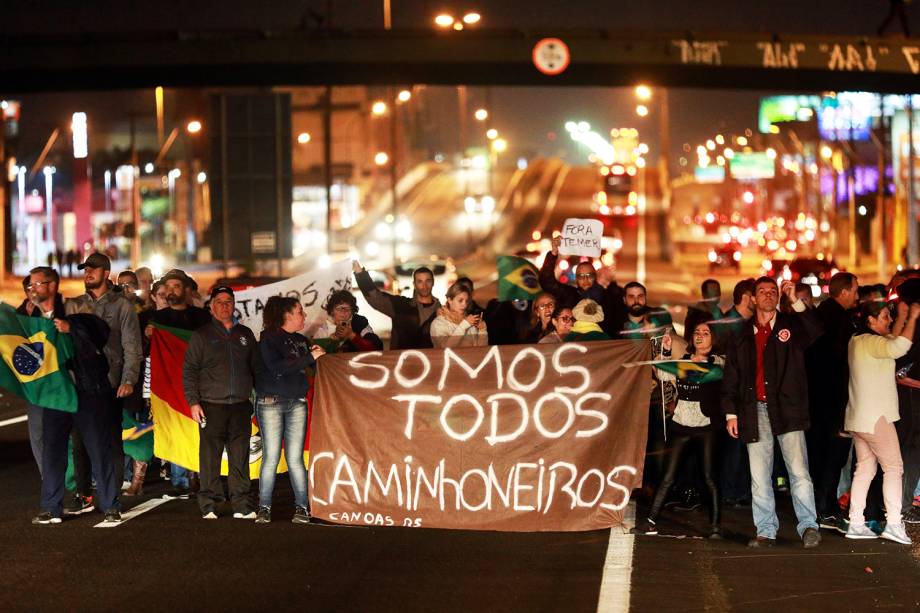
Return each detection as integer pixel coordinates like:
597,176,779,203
233,259,353,339
309,340,652,531
558,218,603,258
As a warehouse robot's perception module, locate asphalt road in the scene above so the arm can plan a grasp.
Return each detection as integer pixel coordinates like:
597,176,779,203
3,396,920,613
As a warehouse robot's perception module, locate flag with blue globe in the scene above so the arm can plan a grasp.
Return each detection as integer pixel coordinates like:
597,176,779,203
0,303,77,412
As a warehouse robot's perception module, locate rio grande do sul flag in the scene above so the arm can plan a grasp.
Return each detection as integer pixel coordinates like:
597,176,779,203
0,303,77,412
149,323,307,478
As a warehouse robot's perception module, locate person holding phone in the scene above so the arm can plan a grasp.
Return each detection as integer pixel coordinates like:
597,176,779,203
313,290,383,353
430,282,488,348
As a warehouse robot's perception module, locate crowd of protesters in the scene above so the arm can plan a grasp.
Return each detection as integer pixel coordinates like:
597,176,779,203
19,241,920,547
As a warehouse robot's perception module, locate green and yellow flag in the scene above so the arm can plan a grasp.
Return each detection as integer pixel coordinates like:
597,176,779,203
497,255,542,302
653,359,723,384
0,303,77,412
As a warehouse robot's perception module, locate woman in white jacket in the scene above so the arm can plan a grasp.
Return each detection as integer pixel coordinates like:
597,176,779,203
430,282,488,348
845,299,920,544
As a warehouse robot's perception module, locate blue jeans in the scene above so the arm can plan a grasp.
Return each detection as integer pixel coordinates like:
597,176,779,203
747,402,818,538
256,396,308,509
171,463,189,488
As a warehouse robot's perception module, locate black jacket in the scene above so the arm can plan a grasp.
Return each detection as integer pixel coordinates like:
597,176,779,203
805,298,855,433
538,252,626,337
183,318,257,406
354,269,439,350
66,314,112,396
254,329,315,399
721,308,823,443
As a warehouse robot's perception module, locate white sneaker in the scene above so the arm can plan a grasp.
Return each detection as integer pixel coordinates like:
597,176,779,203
845,523,878,539
202,511,218,520
880,523,912,545
233,511,256,519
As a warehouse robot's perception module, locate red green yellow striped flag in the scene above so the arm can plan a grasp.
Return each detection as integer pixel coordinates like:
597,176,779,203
149,323,308,479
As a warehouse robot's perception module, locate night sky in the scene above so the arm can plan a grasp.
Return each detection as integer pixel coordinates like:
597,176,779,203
4,1,918,166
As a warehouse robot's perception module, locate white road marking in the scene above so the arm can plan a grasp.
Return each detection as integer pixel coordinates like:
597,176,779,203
0,414,28,428
93,497,173,528
596,500,636,613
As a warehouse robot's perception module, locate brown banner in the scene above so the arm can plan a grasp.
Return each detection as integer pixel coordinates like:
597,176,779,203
309,340,652,531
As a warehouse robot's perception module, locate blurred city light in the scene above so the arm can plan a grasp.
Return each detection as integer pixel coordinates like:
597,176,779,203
486,128,498,140
474,108,488,121
371,101,388,116
71,112,87,159
297,132,311,144
397,90,412,103
434,14,455,27
144,163,154,174
186,120,202,134
197,172,207,184
374,151,389,165
491,138,508,153
635,105,649,117
462,12,481,24
635,85,652,101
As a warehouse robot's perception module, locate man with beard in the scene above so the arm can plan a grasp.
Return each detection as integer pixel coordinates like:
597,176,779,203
17,267,68,476
539,236,626,336
68,253,143,513
146,269,211,495
353,260,440,350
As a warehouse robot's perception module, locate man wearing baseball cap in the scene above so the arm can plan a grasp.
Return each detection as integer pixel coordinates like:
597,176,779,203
70,252,143,515
183,285,258,519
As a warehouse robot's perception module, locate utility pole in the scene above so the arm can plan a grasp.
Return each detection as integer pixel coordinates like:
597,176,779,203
657,88,672,262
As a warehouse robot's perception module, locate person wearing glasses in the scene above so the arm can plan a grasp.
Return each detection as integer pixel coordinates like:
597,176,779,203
538,235,627,336
313,290,383,353
538,305,576,344
16,267,68,477
524,293,557,342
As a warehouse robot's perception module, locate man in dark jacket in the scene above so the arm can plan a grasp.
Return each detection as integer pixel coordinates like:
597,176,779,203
17,267,68,476
33,303,121,524
805,272,858,529
353,260,439,350
722,276,823,548
183,285,258,519
539,236,626,337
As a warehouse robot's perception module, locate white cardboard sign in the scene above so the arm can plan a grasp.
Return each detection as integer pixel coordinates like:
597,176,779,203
559,218,603,257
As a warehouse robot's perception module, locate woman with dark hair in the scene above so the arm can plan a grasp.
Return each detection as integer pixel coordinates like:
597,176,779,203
254,296,325,524
843,299,920,544
633,316,724,539
538,305,575,344
430,282,488,348
313,290,383,352
523,292,557,342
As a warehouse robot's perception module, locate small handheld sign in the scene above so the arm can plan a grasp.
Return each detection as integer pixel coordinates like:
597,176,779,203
559,218,603,257
532,38,570,76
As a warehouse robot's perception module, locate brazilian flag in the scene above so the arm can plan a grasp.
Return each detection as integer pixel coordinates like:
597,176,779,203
497,256,542,302
0,303,77,412
122,412,154,462
653,359,723,384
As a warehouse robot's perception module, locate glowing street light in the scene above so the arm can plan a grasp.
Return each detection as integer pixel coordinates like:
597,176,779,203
462,12,481,24
397,90,412,103
374,151,390,166
144,163,154,174
371,101,388,116
297,132,311,144
766,147,777,160
491,138,508,153
186,120,202,134
71,112,88,159
474,108,488,121
635,85,652,101
486,128,499,140
820,145,833,159
635,104,649,117
434,14,455,28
